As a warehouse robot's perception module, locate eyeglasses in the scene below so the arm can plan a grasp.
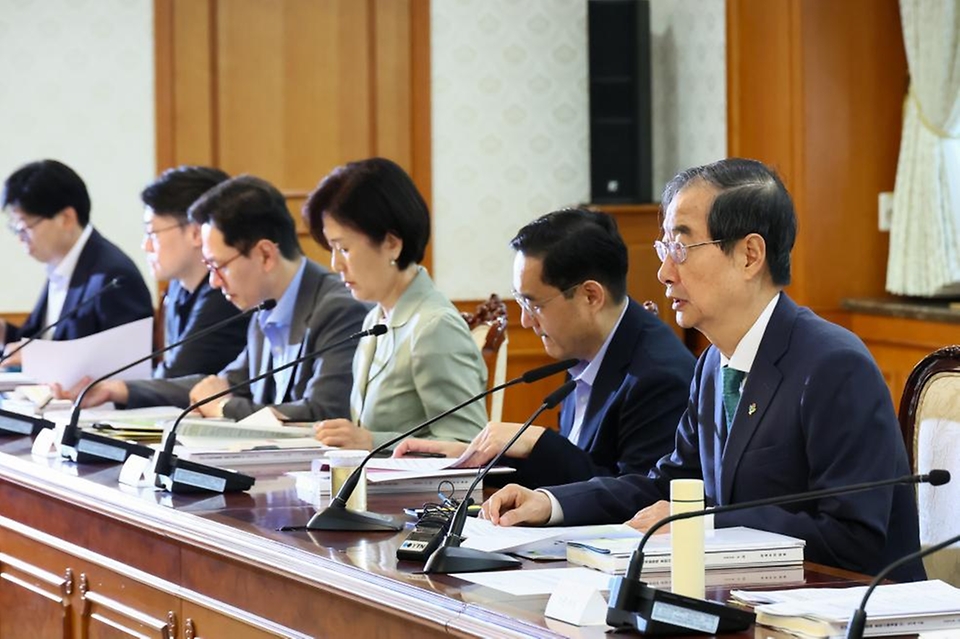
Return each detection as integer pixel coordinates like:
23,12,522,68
6,216,45,237
513,283,581,317
202,252,244,281
143,221,185,242
654,239,727,264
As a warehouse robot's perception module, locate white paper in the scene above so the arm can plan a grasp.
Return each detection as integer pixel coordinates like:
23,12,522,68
455,567,612,596
237,406,285,427
460,517,640,553
0,371,35,391
733,579,960,621
23,317,153,388
366,457,463,472
43,405,182,430
544,580,609,626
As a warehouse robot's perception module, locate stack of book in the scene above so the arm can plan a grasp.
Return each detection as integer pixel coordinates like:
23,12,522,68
732,579,960,638
566,526,805,575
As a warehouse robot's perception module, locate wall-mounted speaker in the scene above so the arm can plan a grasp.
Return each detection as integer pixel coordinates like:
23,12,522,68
588,0,653,203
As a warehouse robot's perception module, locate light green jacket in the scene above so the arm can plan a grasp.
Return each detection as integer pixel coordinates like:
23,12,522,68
351,268,488,448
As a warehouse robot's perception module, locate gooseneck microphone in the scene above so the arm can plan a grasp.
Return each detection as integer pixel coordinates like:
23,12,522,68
423,379,576,574
301,358,579,532
846,528,960,638
0,276,122,367
59,298,276,463
152,324,387,494
1,277,126,437
605,470,951,635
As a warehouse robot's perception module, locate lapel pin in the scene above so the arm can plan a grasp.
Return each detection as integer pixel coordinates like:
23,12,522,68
748,403,757,416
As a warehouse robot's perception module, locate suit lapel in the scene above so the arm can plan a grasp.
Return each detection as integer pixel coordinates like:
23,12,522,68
719,296,796,504
577,300,642,450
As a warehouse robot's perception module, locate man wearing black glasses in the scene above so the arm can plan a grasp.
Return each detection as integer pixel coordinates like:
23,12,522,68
69,175,367,422
397,208,695,489
1,159,152,366
483,158,925,582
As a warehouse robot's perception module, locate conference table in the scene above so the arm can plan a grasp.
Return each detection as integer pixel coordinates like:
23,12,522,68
0,436,878,638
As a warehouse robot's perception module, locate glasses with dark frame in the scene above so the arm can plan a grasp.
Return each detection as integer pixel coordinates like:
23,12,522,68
202,252,244,282
143,221,186,243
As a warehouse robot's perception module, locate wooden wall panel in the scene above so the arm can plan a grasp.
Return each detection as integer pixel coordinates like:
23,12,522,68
727,0,906,316
156,0,427,262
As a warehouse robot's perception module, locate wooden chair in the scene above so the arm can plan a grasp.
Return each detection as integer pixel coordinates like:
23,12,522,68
899,345,960,585
461,294,508,422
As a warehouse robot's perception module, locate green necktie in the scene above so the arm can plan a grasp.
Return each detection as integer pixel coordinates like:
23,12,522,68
722,366,746,427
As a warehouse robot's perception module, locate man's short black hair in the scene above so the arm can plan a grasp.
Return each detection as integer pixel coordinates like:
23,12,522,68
303,157,429,269
510,208,628,303
189,175,302,260
141,166,230,221
2,159,91,226
661,158,797,286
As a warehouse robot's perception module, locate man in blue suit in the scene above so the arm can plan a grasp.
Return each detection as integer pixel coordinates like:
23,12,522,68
396,208,695,488
1,160,152,364
483,159,925,581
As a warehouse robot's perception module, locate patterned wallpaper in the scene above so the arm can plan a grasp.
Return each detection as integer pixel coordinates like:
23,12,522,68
431,0,726,300
0,0,155,312
431,0,591,300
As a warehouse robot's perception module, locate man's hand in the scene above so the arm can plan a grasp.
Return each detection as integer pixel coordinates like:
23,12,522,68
313,418,374,450
50,377,128,408
453,422,546,468
392,438,468,458
189,376,230,416
625,500,671,533
481,483,552,527
1,339,25,368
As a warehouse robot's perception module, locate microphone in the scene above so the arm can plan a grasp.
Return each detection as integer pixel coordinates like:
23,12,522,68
605,469,951,635
423,379,577,574
302,358,579,532
152,324,387,494
1,278,124,437
0,276,122,367
846,531,960,637
59,298,276,463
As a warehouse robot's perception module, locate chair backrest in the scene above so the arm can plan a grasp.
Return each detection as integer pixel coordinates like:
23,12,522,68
899,345,960,585
462,294,508,422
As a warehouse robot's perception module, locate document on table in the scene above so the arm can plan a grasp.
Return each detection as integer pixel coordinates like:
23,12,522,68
459,516,640,554
454,567,613,596
22,317,153,388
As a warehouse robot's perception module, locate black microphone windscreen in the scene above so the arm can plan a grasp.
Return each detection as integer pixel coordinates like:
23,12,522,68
368,324,388,336
926,469,951,486
543,379,576,409
259,298,277,311
521,358,579,384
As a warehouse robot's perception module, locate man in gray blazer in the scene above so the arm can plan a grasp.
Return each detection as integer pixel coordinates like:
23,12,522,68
73,175,368,422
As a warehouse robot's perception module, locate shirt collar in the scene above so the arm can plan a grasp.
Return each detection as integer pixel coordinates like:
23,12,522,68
720,292,781,373
47,224,93,285
258,257,306,331
568,300,629,387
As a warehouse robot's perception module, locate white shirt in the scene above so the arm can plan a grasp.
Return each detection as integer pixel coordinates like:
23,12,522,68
43,224,94,337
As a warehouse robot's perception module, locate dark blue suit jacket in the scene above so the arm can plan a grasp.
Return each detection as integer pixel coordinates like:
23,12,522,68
550,295,925,581
154,279,248,379
5,229,152,343
507,299,694,488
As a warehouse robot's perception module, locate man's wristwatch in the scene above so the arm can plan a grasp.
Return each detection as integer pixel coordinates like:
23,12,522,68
215,397,230,418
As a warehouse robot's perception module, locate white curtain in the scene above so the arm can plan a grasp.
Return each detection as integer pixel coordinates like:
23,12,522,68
886,0,960,296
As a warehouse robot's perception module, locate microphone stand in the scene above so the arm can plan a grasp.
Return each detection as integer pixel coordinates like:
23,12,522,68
846,530,960,638
605,470,951,635
422,379,576,574
152,325,387,494
302,359,579,532
60,299,275,464
0,278,121,437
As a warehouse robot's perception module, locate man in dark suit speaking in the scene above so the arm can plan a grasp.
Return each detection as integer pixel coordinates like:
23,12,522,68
396,208,695,489
0,159,152,364
483,159,925,582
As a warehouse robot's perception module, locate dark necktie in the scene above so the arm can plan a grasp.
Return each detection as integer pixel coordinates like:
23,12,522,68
722,366,746,428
